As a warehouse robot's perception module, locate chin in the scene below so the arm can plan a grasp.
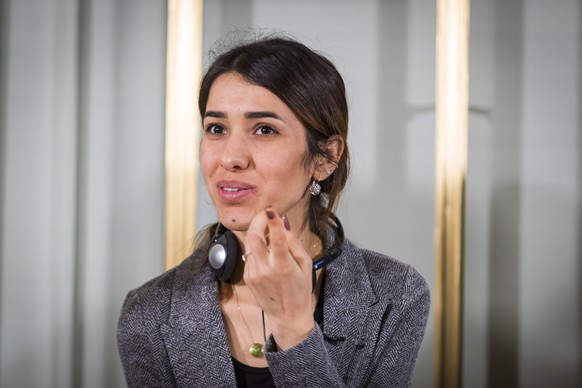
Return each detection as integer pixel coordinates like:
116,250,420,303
216,209,253,231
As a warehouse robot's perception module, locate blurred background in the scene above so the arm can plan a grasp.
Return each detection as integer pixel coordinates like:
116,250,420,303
0,0,580,387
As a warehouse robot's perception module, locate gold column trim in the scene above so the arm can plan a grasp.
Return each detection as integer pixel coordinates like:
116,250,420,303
164,0,203,270
434,0,470,387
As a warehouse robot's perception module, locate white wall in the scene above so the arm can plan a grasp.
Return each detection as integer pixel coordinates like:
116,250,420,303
466,0,581,387
0,1,167,387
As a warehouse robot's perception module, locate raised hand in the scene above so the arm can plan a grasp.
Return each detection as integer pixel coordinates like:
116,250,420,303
242,206,316,350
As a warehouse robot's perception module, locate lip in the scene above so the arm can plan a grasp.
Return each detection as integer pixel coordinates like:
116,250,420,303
216,180,257,201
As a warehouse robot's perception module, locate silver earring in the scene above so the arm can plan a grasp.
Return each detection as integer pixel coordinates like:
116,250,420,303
309,180,321,196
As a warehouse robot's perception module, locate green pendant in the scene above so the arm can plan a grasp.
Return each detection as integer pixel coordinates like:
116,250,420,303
249,343,264,357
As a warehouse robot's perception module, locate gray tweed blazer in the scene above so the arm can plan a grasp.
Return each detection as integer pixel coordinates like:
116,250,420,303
117,238,430,387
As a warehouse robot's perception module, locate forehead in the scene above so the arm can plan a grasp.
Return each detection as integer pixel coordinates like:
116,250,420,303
205,72,294,115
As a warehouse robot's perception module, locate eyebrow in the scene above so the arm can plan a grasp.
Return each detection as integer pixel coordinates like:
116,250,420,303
244,111,284,121
204,110,285,122
204,111,226,118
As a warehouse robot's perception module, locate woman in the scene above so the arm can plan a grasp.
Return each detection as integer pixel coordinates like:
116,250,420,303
117,36,430,387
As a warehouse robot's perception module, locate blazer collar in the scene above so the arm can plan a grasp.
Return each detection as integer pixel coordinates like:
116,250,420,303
323,240,377,332
160,260,236,387
321,240,378,369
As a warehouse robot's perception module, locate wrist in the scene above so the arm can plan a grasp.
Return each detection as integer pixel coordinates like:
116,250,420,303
269,317,315,351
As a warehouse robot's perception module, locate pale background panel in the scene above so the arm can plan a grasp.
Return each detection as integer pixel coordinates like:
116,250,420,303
1,1,78,387
465,0,581,387
0,1,167,387
518,0,579,386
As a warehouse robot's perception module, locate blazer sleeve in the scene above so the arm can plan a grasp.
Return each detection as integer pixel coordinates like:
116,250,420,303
265,325,343,387
117,289,173,388
264,266,430,387
363,266,430,387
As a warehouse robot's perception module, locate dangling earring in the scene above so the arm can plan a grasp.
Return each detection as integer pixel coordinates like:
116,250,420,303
309,180,321,196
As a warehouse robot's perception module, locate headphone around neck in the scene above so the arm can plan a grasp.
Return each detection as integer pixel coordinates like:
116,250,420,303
207,218,344,290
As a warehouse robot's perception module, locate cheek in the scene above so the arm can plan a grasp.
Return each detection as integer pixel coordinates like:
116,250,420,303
259,154,310,184
199,147,217,179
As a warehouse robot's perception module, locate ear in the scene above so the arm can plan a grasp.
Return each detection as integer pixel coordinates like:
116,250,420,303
313,135,345,181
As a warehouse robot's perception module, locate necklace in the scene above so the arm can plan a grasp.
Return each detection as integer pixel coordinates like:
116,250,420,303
233,286,265,358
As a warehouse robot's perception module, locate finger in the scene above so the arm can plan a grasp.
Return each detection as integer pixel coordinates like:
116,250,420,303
286,235,313,273
242,230,270,287
245,206,270,248
243,208,274,286
263,207,293,267
244,207,271,260
243,225,270,267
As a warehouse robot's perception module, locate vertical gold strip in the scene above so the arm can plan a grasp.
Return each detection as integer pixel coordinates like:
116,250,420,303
165,0,203,270
434,0,470,387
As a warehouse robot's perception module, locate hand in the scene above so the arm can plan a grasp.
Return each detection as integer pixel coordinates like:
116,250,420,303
243,206,315,350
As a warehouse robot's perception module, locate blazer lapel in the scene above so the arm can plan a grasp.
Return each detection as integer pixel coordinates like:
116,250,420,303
161,265,236,387
322,241,378,379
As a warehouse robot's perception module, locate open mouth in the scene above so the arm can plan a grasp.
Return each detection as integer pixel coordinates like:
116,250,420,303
217,181,255,200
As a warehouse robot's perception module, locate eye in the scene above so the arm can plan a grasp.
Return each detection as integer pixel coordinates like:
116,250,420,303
253,124,278,136
205,123,225,135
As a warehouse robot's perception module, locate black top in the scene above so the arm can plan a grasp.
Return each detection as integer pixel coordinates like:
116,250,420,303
232,357,276,388
233,277,326,387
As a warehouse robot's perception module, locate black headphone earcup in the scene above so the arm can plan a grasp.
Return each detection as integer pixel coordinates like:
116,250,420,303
208,231,239,282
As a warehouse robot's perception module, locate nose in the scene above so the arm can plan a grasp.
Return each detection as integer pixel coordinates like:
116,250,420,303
220,132,250,171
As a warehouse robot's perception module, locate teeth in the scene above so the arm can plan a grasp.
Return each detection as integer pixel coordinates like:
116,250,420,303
223,188,240,192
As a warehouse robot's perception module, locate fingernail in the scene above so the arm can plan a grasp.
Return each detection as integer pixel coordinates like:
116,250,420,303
266,208,275,219
283,216,291,231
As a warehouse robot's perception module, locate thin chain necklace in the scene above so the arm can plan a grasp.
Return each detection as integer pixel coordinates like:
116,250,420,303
233,286,266,358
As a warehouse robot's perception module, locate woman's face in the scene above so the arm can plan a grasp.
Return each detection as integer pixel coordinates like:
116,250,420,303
201,72,316,233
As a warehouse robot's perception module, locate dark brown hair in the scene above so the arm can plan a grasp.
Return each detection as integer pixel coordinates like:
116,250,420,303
198,36,350,246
